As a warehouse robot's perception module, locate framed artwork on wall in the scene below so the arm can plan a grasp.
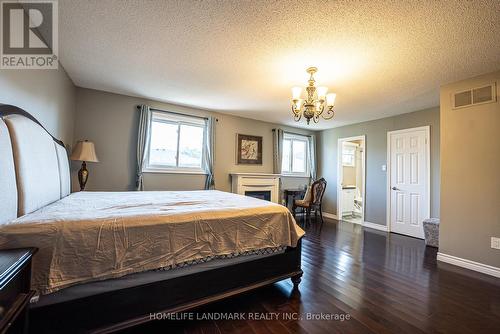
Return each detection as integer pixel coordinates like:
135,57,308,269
236,134,263,165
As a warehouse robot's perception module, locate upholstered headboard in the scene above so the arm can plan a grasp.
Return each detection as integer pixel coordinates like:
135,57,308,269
0,104,70,224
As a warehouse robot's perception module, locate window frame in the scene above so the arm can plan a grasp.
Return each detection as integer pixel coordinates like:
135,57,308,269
281,132,309,177
143,111,207,174
342,143,357,167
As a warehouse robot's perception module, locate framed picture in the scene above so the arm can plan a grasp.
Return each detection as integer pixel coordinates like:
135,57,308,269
237,134,263,165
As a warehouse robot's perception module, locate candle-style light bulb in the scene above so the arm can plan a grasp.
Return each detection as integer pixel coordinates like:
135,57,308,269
291,87,302,100
326,93,336,106
317,86,328,100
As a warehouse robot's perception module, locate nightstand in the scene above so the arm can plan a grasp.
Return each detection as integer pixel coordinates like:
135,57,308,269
0,249,36,334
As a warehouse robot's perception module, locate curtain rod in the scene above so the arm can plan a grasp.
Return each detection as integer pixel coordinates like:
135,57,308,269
136,105,209,121
272,128,314,137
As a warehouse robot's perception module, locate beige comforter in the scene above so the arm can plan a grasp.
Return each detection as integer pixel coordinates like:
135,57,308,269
0,190,304,294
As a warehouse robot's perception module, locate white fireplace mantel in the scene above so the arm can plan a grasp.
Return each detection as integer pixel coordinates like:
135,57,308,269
230,173,281,203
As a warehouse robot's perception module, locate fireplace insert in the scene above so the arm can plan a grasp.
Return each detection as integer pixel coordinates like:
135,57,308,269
245,190,271,201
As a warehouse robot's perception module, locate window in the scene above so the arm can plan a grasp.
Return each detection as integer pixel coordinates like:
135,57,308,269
282,133,309,176
342,143,356,167
145,111,206,173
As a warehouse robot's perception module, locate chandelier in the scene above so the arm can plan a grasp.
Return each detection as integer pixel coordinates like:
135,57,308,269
291,67,336,124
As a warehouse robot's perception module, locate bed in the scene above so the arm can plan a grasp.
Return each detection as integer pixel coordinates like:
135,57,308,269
0,104,304,333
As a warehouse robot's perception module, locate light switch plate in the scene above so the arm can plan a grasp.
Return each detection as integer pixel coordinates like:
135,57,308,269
491,237,500,250
382,165,387,171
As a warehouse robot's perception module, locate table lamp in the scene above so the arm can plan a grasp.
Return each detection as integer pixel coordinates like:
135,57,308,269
70,140,99,191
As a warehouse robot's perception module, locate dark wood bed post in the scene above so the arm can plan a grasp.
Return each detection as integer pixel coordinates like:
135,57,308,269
290,237,303,288
291,273,303,288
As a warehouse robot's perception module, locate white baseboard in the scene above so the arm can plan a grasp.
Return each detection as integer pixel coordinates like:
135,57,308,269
363,221,388,232
322,212,338,220
437,252,500,278
322,213,388,232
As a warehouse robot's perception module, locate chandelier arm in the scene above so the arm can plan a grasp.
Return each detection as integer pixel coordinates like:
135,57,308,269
322,107,335,120
291,105,300,116
293,112,302,122
316,103,325,116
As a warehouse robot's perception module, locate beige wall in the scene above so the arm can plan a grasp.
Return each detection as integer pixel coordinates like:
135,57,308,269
73,88,312,193
317,107,440,225
439,70,500,268
342,166,356,185
0,67,76,144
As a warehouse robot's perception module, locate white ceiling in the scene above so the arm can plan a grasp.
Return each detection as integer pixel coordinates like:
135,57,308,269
59,0,500,130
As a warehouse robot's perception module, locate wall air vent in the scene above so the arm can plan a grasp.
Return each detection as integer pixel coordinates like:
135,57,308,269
453,82,497,109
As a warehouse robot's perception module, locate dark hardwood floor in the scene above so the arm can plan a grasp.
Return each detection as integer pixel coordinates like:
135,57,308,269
121,218,500,334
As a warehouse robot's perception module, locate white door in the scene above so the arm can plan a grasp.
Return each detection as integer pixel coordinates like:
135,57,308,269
388,127,429,239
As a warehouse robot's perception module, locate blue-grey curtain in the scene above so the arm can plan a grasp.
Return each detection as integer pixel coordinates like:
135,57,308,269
308,134,317,183
272,128,284,174
204,116,216,189
273,128,284,203
136,105,152,190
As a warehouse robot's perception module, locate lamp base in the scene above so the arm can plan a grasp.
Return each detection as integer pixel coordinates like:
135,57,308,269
78,161,89,191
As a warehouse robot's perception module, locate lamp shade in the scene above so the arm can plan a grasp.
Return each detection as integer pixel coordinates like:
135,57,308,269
71,140,99,162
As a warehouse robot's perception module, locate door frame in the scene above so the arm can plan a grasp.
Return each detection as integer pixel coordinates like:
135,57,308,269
386,126,431,233
337,135,366,224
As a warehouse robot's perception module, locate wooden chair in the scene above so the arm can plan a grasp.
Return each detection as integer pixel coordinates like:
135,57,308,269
292,178,327,225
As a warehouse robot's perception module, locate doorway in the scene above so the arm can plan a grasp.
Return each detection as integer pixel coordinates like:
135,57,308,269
387,126,430,239
337,136,366,225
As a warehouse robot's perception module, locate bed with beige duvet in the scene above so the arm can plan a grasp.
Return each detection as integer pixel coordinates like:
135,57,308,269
0,104,304,333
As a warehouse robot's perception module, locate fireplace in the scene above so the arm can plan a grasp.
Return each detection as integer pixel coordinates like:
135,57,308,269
230,173,280,203
245,190,271,201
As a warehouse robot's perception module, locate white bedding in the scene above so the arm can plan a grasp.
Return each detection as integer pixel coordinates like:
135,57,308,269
0,190,304,295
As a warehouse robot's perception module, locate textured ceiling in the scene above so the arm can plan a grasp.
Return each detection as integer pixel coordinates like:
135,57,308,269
59,0,500,129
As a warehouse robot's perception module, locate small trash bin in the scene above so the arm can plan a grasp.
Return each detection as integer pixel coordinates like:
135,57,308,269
423,218,439,247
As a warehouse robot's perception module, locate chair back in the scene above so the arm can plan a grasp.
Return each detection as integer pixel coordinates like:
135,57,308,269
311,178,327,206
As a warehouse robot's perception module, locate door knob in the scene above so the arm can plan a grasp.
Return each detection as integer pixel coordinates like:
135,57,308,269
391,187,400,191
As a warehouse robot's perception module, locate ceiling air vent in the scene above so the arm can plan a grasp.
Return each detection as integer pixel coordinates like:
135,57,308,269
453,82,497,109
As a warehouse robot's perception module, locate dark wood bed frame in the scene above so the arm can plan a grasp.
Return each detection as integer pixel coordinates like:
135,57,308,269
0,104,303,334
